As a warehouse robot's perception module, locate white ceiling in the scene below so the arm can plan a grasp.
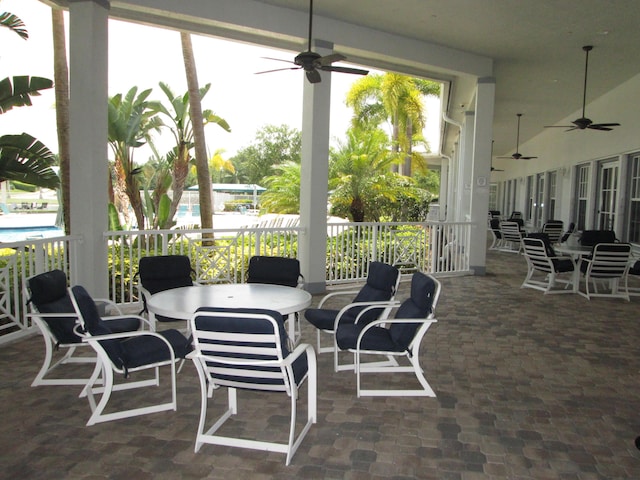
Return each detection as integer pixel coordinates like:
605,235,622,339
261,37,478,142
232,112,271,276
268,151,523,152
253,0,640,158
52,0,640,159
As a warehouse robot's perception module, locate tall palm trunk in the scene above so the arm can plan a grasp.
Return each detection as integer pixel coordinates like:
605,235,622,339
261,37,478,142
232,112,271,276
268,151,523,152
51,8,70,234
180,32,213,233
404,119,413,177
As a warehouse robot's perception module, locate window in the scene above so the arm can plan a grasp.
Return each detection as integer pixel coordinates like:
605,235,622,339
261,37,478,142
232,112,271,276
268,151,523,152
575,164,590,230
629,153,640,243
548,171,557,220
526,175,534,222
535,173,544,227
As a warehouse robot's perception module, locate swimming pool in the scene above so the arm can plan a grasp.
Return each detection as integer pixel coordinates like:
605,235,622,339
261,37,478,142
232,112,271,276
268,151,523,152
0,225,64,243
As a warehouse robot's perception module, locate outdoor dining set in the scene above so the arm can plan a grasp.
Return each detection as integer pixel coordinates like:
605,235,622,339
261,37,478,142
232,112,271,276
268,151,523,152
24,255,440,465
488,211,639,300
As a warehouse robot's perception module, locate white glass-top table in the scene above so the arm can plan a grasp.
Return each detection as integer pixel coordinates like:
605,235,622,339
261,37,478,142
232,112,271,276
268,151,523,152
147,283,312,341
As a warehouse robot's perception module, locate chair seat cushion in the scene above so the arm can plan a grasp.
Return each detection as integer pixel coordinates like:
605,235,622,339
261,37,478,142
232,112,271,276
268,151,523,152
552,258,575,273
629,261,640,276
336,324,404,352
304,308,346,331
121,329,191,369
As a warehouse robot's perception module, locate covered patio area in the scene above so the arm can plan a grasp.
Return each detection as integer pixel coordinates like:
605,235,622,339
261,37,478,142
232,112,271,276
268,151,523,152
2,245,639,478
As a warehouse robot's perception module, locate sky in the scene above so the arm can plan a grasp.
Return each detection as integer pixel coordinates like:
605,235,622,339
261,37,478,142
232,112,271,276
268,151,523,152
0,0,440,162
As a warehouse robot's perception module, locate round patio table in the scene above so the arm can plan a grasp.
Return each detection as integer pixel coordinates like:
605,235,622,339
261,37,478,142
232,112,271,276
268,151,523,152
147,283,312,342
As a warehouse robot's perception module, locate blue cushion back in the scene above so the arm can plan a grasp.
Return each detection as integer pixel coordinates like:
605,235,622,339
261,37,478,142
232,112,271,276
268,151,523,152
71,285,125,368
138,255,194,295
247,256,301,287
351,262,399,323
389,272,436,349
193,307,307,387
28,270,79,344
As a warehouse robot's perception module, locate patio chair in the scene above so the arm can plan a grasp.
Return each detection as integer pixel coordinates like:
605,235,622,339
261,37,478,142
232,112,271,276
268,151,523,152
628,259,640,297
579,230,617,248
335,272,440,397
70,285,191,425
188,307,316,466
560,222,576,243
578,243,631,301
498,221,524,253
27,269,141,387
489,218,503,250
304,261,400,372
246,255,303,287
136,255,198,330
542,220,564,244
521,236,576,294
247,255,304,343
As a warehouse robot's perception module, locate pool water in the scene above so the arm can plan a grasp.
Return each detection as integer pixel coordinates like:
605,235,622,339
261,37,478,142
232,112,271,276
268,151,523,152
0,225,64,243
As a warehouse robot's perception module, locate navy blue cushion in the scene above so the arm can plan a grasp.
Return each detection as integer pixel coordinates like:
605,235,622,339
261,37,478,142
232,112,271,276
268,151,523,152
579,230,616,247
552,258,575,273
28,270,79,344
305,262,399,331
71,286,127,368
247,256,301,287
629,261,640,276
336,272,436,352
194,307,307,387
138,255,194,295
121,329,192,369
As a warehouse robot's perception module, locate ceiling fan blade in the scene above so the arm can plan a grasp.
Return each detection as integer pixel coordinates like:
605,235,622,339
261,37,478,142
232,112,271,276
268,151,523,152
519,156,538,160
317,53,347,66
587,125,614,131
255,66,300,75
306,69,322,83
320,65,369,75
261,57,295,65
591,122,620,128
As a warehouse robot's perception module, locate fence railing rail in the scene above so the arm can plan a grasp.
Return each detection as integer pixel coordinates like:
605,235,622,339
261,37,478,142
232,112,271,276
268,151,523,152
0,220,471,344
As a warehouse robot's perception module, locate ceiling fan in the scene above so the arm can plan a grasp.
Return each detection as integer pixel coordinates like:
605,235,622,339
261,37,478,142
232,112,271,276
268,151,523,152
498,113,538,160
544,45,620,131
255,0,369,84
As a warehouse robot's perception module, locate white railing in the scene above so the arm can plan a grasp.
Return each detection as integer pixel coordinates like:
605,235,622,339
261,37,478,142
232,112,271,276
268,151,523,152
0,220,472,344
0,235,80,344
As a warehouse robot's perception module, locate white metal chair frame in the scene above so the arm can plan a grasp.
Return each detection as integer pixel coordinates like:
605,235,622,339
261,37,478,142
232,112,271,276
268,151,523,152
69,288,181,426
188,309,317,466
27,279,135,388
312,270,401,372
541,221,564,244
345,276,441,397
578,243,631,301
498,221,524,254
521,238,576,294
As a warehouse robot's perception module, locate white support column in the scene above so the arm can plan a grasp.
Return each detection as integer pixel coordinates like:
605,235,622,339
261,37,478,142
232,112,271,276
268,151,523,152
68,0,110,295
468,77,495,275
299,41,333,294
457,111,475,222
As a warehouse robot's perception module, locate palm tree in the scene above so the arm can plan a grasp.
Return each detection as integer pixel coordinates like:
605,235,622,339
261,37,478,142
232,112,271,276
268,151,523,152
181,32,213,232
108,87,162,229
260,161,301,214
51,6,70,233
152,82,230,222
346,73,440,177
328,127,400,222
0,10,59,190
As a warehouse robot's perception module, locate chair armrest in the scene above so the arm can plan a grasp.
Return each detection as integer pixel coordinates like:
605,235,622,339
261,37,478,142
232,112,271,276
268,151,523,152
351,300,402,325
356,317,438,349
316,289,360,309
101,314,152,330
333,300,401,330
80,328,176,361
92,297,123,315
